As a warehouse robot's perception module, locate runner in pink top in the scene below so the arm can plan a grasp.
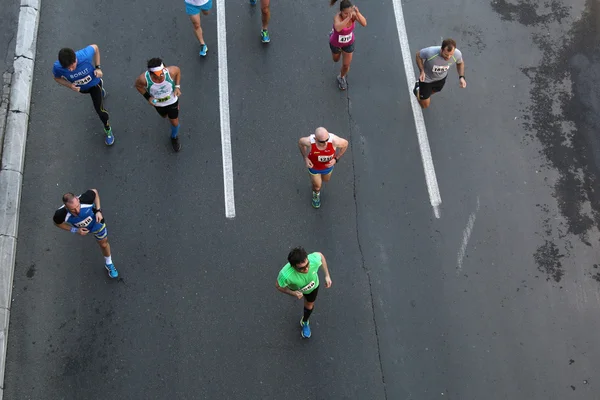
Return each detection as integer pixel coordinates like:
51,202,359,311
329,0,367,90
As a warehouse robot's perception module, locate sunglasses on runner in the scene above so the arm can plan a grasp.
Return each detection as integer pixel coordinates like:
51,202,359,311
294,261,309,271
317,136,330,144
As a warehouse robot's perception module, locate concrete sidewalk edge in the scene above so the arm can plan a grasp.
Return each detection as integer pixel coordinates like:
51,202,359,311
0,0,41,397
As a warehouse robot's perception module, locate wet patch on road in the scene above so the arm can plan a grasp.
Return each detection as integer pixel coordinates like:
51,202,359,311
491,0,600,283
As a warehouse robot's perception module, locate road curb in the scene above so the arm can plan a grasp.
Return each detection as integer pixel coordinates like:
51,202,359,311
0,0,41,397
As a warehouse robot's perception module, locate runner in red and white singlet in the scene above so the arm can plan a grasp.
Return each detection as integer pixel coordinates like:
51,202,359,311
298,127,349,209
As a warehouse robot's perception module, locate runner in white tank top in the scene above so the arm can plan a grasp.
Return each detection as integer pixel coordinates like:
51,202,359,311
134,58,183,152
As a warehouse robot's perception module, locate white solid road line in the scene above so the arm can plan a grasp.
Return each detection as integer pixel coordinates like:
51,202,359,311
391,0,442,218
216,0,236,219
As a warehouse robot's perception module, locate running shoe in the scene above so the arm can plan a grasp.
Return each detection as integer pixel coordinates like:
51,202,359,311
105,263,118,279
250,0,257,4
171,136,181,152
261,30,270,43
199,44,208,57
104,127,115,146
312,191,321,209
413,81,419,97
337,75,347,90
300,319,311,339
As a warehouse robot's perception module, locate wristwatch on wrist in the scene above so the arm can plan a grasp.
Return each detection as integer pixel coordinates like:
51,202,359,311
175,85,181,88
459,75,465,80
95,65,102,70
95,209,102,213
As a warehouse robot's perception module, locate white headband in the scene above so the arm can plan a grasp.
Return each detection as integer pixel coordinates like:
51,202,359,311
149,64,164,72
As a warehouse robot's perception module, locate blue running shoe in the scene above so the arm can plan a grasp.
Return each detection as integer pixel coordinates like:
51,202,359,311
250,0,257,4
105,263,118,279
300,319,311,338
104,127,115,146
199,44,208,57
312,191,321,209
261,30,270,43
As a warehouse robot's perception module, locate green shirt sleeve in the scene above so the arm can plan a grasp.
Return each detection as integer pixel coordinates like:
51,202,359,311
307,252,322,268
277,265,289,288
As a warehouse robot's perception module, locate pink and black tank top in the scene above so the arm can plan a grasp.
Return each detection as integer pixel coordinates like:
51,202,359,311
329,20,355,47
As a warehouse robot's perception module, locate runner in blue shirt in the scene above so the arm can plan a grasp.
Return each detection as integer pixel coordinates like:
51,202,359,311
52,44,115,145
53,189,119,278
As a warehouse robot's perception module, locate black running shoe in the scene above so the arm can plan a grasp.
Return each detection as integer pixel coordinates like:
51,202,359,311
171,136,181,152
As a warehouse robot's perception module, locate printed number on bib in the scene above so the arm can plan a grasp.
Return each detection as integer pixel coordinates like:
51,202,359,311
318,155,333,163
338,33,353,44
432,65,450,73
73,75,92,86
74,216,93,228
300,281,316,292
156,95,171,103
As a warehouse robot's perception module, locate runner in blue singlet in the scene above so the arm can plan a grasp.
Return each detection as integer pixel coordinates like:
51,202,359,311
53,189,119,279
52,45,115,146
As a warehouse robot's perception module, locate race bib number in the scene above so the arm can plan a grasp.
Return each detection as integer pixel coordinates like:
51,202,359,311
318,155,333,163
156,95,171,103
73,75,92,86
432,65,450,73
338,33,353,43
74,216,93,228
300,281,316,292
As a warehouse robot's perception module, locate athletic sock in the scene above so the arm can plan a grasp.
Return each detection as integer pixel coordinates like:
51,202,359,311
171,124,180,139
104,256,113,265
302,307,313,323
104,125,111,133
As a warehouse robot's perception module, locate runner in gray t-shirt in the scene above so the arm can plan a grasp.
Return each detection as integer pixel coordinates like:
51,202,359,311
413,38,467,109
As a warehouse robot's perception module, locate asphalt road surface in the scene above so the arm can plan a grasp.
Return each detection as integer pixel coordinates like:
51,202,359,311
5,0,600,399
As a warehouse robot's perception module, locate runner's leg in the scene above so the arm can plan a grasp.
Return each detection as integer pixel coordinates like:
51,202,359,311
260,0,270,30
310,172,323,193
189,13,205,45
88,84,110,130
340,51,353,78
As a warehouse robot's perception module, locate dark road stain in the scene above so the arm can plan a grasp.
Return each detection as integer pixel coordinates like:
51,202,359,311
569,359,575,365
491,0,600,284
491,0,570,25
26,264,35,278
533,240,564,282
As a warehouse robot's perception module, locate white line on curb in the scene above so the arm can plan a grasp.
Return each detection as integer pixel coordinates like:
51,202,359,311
0,1,42,398
216,0,236,219
456,196,480,273
391,0,442,219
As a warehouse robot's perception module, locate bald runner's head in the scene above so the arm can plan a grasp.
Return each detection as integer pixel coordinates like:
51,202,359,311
315,127,329,141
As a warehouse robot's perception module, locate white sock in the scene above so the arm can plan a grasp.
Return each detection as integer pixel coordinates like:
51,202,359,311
104,256,113,265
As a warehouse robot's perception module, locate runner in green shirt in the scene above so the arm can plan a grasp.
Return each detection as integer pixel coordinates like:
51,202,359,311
275,247,332,338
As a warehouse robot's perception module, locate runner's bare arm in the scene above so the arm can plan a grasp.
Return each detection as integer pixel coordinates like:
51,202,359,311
90,189,103,221
54,222,74,231
319,253,332,288
135,75,155,104
53,77,76,89
332,136,349,159
334,13,352,32
90,44,100,67
276,281,301,298
415,51,425,74
456,59,465,77
134,75,148,95
170,66,182,96
169,66,182,85
298,136,311,158
353,6,367,27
